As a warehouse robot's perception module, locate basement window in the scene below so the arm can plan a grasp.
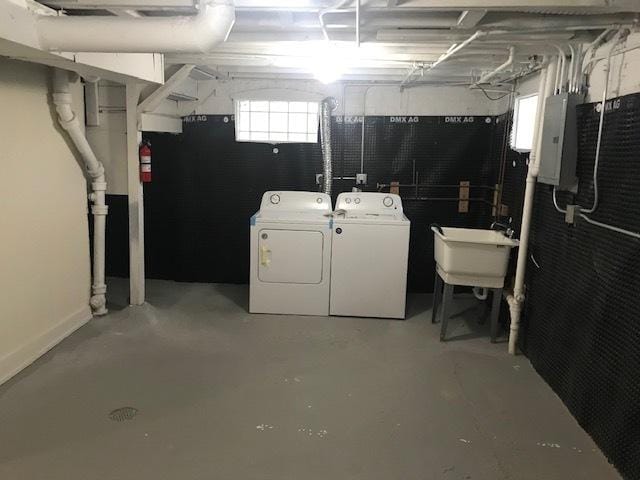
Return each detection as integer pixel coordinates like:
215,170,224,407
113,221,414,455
511,94,538,152
235,100,319,143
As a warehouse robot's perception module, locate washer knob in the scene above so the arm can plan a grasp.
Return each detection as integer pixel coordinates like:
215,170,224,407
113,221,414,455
270,194,280,205
316,197,323,204
345,198,352,204
354,198,361,204
383,196,394,207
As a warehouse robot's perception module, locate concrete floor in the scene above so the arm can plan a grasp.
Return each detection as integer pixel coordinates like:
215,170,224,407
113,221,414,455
0,279,620,480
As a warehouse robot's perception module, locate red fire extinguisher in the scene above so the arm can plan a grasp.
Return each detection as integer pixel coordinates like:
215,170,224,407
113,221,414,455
139,140,152,183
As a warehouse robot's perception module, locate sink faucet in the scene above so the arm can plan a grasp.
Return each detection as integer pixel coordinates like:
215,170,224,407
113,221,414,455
491,221,515,239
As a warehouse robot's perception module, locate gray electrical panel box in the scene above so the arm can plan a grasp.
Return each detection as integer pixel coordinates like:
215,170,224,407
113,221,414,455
538,92,580,190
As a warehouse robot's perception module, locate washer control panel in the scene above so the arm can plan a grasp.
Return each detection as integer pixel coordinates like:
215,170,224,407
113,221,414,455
335,192,403,214
260,191,332,214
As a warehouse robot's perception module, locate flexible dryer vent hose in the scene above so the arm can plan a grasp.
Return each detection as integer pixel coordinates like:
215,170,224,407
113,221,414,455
320,97,337,196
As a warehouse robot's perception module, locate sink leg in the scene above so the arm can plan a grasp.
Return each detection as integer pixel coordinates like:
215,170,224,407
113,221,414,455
490,288,502,343
431,271,443,324
439,283,454,341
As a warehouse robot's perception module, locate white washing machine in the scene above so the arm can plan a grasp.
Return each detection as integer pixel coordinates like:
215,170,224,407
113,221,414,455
249,191,333,316
330,192,410,319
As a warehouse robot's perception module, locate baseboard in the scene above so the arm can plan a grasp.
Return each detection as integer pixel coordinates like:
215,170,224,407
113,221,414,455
0,305,92,386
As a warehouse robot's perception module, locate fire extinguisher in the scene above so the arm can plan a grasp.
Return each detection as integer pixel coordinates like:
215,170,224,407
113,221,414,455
139,140,152,183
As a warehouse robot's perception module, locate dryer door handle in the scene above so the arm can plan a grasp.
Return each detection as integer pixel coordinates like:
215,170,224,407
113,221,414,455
260,245,272,266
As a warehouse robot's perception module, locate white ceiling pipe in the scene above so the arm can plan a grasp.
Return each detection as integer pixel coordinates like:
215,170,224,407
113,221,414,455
477,13,638,30
400,29,487,87
37,0,235,53
319,0,352,41
471,45,514,86
52,68,108,315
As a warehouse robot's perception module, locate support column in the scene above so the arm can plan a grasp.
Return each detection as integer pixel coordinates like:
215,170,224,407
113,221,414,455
126,83,145,305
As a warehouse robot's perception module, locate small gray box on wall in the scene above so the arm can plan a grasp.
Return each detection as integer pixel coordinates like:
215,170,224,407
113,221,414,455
538,93,580,190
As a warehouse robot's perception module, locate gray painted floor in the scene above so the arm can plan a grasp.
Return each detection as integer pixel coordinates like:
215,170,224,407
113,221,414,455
0,278,620,480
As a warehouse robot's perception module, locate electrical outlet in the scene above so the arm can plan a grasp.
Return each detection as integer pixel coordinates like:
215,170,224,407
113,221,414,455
356,173,367,184
315,173,323,185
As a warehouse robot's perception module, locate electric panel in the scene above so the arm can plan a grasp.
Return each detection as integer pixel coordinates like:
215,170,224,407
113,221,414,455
538,92,580,190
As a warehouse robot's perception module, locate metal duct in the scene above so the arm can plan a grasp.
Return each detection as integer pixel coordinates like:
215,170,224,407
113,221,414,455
320,97,337,196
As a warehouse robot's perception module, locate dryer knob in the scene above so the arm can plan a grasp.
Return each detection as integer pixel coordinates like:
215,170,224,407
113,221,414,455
383,196,394,207
270,194,281,204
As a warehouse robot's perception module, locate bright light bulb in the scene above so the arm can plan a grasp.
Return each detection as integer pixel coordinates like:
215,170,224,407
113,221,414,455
310,44,346,84
270,42,363,83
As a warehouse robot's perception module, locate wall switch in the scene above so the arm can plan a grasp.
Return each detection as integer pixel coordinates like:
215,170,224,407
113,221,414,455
356,173,368,184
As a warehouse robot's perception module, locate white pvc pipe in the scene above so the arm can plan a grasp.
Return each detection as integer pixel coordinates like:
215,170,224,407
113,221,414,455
38,0,234,53
567,43,576,93
581,30,625,215
472,45,515,86
507,57,556,354
53,69,108,315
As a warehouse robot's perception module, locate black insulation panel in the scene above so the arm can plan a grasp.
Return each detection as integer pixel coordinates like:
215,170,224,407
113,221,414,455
105,114,503,291
513,93,640,480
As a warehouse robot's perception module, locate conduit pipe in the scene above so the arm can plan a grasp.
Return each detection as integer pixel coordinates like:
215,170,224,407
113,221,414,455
581,30,626,215
38,0,235,53
471,45,515,87
506,57,556,355
401,30,486,89
320,97,337,196
319,0,351,42
53,68,108,315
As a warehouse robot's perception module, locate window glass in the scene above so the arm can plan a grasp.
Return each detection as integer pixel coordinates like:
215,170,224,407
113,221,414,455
511,94,538,152
235,100,320,144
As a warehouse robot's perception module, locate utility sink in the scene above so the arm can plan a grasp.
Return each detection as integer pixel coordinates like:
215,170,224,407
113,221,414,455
431,226,519,289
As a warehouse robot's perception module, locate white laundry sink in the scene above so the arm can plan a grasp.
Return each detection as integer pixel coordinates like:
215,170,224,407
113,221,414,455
432,226,519,288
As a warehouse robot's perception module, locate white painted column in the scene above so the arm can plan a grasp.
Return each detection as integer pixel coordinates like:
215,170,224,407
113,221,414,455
126,83,145,305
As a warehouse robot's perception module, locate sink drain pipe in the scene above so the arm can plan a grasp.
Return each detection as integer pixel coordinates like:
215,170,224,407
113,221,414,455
52,68,108,315
506,56,556,354
320,97,337,196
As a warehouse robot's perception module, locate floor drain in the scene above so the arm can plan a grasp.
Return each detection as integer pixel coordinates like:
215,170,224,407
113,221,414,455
108,407,139,422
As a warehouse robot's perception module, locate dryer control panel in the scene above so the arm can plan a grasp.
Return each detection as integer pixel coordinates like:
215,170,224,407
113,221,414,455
260,191,332,215
335,192,403,215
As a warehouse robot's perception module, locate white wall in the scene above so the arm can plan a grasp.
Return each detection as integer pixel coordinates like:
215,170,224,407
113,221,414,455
193,78,509,116
0,58,92,385
586,31,640,101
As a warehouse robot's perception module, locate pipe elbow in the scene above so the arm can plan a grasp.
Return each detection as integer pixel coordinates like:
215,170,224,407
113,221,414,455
193,0,236,52
90,294,108,315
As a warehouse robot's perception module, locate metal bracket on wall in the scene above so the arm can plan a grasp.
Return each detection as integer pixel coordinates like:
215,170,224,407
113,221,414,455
458,181,470,213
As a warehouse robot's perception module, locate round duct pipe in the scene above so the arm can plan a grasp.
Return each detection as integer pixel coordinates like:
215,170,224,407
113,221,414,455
320,97,337,196
37,0,235,53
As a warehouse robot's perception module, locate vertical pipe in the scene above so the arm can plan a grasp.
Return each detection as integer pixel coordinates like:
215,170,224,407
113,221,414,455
554,55,562,93
320,97,336,195
52,68,108,315
507,56,556,354
355,0,360,47
567,44,576,93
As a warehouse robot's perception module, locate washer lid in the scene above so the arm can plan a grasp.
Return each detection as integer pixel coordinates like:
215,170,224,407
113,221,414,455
332,212,409,226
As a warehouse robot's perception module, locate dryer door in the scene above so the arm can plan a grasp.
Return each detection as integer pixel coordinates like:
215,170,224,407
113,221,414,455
258,229,324,284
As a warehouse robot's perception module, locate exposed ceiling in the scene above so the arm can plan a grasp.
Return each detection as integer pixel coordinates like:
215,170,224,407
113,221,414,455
37,0,640,85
